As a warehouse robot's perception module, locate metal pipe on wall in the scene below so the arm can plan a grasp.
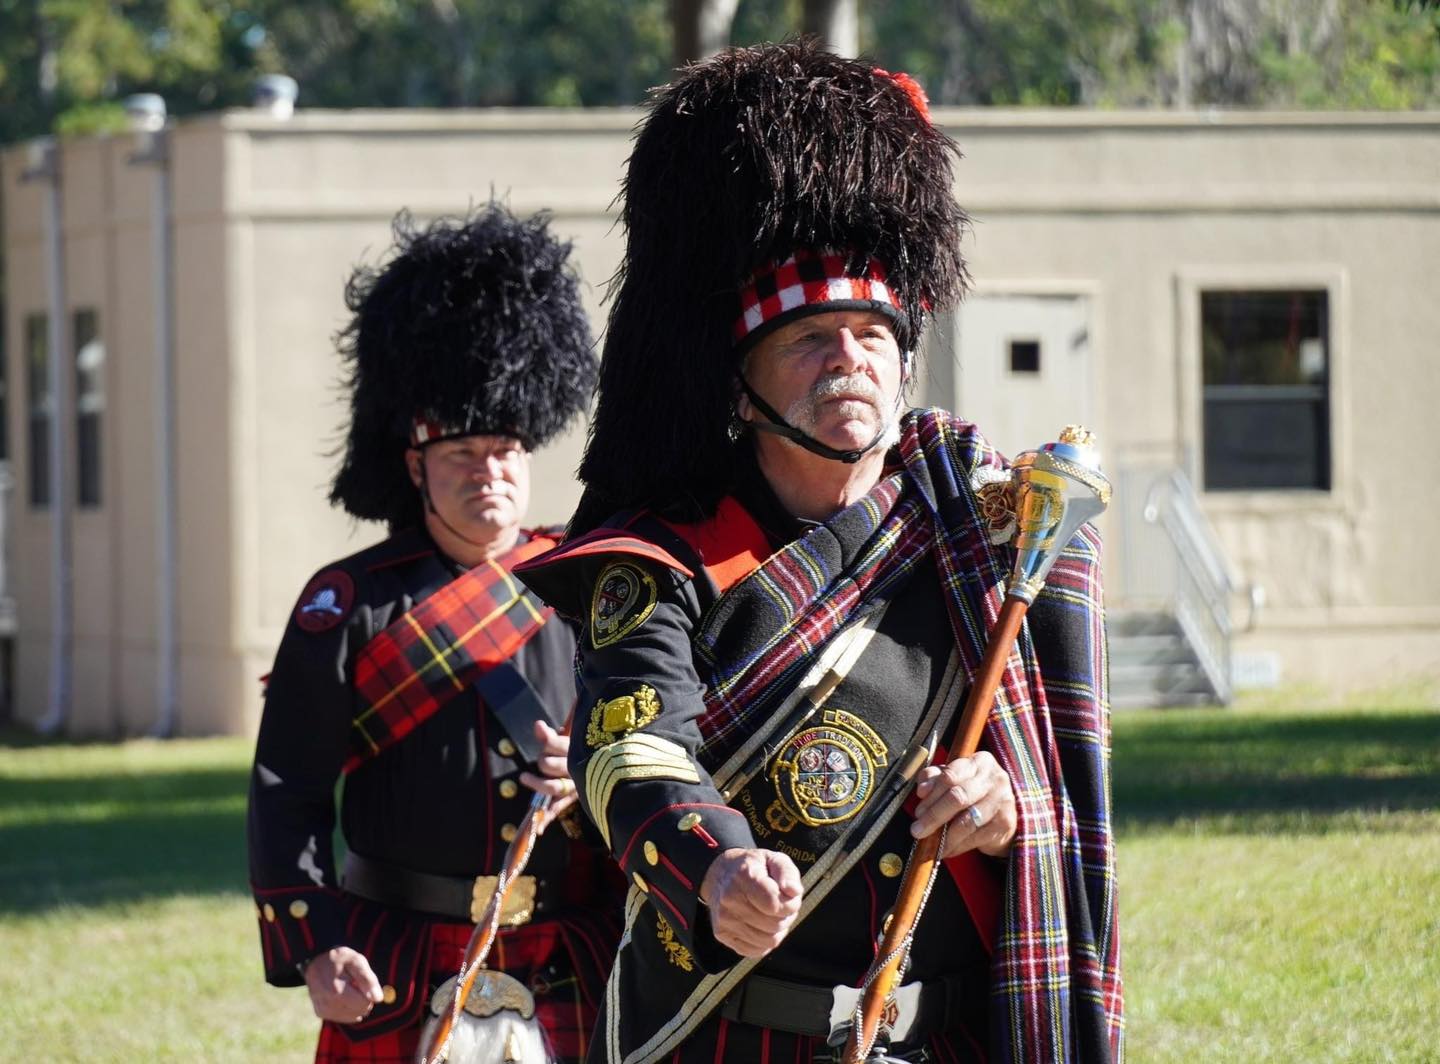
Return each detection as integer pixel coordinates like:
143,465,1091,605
21,138,72,734
125,95,179,737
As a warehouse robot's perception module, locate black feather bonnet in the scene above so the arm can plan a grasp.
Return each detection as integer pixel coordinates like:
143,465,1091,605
331,205,597,529
571,40,969,534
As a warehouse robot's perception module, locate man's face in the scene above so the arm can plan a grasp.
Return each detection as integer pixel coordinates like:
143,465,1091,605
406,434,531,544
739,310,905,454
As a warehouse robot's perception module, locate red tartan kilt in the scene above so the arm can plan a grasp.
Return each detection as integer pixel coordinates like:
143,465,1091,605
315,920,594,1063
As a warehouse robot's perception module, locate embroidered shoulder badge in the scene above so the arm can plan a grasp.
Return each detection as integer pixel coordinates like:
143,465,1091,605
590,562,659,648
586,685,661,748
970,466,1018,545
294,569,356,633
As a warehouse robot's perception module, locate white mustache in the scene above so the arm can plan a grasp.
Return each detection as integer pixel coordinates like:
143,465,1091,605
810,374,881,404
786,375,882,428
784,373,901,451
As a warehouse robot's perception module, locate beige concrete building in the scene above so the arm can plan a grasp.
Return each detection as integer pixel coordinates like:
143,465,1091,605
3,108,1437,736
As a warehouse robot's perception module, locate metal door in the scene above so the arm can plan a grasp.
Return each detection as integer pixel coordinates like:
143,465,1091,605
939,293,1094,459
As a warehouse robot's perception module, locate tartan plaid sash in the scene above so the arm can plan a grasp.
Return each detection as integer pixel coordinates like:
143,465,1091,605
344,535,559,773
690,408,1122,1062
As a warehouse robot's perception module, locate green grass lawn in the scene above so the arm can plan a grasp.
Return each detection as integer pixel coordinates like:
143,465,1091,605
2,693,1438,1062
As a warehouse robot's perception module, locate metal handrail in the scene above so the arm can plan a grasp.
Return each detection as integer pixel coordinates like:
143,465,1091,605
1142,469,1256,704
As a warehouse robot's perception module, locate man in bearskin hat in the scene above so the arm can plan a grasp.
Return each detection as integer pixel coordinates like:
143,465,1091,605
516,42,1123,1063
247,205,619,1063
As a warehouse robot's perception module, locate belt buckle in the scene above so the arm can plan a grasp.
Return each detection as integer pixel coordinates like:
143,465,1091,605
825,981,925,1048
470,874,537,926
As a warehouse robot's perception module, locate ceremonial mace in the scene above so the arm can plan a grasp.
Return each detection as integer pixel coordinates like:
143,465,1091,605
842,426,1112,1063
417,723,574,1064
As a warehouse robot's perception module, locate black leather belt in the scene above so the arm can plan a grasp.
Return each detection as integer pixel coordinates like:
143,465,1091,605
341,851,561,925
719,971,983,1046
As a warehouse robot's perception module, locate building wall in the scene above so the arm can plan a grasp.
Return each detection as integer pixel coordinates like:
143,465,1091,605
932,112,1440,691
4,109,1437,735
2,135,173,735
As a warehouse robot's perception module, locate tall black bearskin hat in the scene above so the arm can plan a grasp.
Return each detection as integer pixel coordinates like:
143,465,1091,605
569,39,968,534
331,205,597,530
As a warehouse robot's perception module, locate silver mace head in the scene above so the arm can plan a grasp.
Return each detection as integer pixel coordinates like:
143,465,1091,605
1007,425,1113,604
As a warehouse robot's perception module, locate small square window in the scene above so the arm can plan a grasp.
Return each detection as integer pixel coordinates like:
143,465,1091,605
1009,339,1041,374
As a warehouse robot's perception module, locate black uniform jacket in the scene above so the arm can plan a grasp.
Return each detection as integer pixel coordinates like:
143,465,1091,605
246,526,614,1038
520,463,997,1062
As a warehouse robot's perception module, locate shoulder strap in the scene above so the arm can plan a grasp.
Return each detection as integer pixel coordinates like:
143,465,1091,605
344,535,557,772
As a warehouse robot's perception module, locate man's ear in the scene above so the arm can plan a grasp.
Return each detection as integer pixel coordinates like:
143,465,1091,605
732,374,754,424
405,447,424,489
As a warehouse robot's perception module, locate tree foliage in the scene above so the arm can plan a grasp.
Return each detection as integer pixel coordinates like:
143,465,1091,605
864,0,1440,108
0,0,1437,147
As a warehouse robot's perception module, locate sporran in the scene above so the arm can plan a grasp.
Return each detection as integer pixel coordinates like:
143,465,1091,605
417,970,554,1064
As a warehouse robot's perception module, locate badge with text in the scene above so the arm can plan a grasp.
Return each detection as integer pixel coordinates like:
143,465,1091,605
589,562,659,648
768,707,888,828
294,569,355,633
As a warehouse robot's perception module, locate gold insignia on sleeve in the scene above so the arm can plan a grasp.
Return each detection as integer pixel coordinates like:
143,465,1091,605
655,913,695,972
585,685,662,748
590,562,659,649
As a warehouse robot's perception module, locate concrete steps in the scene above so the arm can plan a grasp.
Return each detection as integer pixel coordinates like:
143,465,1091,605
1108,609,1221,709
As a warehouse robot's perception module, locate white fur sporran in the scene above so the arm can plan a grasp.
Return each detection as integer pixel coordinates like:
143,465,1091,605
417,971,554,1064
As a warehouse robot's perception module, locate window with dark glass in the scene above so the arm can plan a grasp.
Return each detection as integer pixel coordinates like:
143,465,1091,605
74,309,104,507
25,314,50,508
1009,339,1041,374
1201,290,1330,491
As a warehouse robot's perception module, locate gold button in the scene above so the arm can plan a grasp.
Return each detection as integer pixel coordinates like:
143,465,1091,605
878,853,904,879
289,899,310,919
263,903,276,923
632,872,649,893
497,738,517,757
500,823,518,843
381,984,397,1005
643,841,660,866
499,779,519,799
677,813,702,832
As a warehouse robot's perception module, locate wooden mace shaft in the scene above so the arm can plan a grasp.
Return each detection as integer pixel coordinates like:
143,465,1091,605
418,713,576,1064
843,596,1030,1064
416,794,552,1064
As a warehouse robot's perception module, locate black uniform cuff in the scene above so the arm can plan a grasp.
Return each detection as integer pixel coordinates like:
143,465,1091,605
616,801,753,968
252,885,345,986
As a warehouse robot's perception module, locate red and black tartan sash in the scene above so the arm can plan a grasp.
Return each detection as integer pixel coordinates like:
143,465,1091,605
344,535,559,773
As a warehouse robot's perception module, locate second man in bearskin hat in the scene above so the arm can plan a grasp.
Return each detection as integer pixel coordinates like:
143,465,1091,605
518,42,1123,1064
246,204,620,1063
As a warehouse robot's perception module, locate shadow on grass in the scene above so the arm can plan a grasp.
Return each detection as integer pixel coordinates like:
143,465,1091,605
1113,707,1440,833
0,764,253,914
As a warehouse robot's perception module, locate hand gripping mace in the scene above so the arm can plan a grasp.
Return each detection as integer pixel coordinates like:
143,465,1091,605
417,722,574,1064
842,426,1112,1063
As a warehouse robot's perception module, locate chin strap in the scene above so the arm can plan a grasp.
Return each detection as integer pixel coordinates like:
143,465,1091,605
738,374,909,465
738,379,886,464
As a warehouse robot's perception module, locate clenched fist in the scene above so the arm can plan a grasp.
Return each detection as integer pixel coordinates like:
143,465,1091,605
698,848,804,957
